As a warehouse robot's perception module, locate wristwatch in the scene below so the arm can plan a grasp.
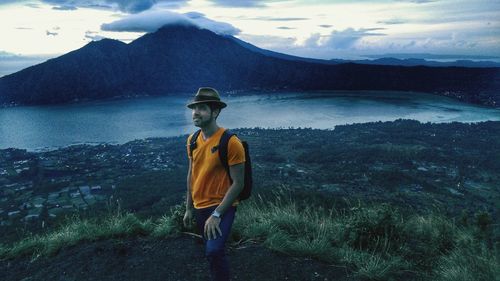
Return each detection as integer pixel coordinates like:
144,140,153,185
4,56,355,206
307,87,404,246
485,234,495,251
211,210,222,218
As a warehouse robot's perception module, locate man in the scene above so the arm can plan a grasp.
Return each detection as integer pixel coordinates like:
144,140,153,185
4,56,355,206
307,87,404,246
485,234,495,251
183,87,245,281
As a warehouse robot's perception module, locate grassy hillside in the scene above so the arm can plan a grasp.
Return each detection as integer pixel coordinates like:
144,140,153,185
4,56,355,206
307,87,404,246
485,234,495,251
1,120,499,280
1,188,497,281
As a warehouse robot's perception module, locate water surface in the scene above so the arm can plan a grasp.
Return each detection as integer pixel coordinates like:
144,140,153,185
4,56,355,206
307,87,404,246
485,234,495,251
1,91,499,150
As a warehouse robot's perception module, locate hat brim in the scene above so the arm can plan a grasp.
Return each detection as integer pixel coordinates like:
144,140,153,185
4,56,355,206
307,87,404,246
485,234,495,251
186,100,227,109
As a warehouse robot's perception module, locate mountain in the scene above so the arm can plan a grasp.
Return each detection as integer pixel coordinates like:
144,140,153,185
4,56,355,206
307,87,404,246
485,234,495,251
228,37,500,68
0,24,499,107
330,57,500,68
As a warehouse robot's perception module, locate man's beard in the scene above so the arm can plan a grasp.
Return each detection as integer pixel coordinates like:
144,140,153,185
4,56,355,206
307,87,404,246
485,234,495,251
195,114,214,128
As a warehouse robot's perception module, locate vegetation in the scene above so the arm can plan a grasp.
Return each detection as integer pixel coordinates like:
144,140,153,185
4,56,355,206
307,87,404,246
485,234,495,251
1,188,497,281
1,120,499,280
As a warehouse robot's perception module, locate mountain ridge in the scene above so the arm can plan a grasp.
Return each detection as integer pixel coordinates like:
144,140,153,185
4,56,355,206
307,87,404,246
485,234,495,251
0,24,499,107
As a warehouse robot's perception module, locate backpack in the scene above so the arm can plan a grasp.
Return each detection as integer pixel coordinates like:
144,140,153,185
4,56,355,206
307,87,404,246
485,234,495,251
189,129,253,200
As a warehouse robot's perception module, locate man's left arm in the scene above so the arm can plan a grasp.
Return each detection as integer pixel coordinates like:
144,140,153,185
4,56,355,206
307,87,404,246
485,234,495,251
215,163,244,214
204,163,244,240
204,137,245,240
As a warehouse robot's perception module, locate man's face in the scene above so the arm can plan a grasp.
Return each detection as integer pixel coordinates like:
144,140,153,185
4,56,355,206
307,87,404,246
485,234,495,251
192,103,217,128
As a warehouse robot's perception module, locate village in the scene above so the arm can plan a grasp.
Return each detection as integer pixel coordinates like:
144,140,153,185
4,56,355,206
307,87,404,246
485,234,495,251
0,137,184,229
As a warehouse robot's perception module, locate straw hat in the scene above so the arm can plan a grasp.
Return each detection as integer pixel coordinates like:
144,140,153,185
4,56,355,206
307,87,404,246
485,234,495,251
186,87,227,109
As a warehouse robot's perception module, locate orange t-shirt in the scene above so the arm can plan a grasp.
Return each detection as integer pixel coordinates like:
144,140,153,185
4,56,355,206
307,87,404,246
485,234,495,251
186,127,246,209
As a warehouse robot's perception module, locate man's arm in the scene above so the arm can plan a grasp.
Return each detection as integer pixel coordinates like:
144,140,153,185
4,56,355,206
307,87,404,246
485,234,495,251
183,159,194,227
204,163,244,240
215,163,244,215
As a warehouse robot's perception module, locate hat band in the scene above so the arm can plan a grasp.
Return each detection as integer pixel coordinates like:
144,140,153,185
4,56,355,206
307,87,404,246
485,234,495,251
194,95,221,102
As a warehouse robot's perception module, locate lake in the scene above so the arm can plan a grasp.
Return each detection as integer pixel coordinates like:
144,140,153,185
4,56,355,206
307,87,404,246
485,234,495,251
1,91,499,150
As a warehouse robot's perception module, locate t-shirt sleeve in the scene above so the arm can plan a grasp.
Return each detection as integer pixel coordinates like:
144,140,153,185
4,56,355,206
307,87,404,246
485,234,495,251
228,136,245,166
186,134,193,159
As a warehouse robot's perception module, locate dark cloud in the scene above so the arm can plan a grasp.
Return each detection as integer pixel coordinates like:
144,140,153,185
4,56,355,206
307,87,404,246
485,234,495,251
324,27,386,49
277,26,295,30
38,0,188,13
319,24,332,28
101,10,240,35
46,30,58,36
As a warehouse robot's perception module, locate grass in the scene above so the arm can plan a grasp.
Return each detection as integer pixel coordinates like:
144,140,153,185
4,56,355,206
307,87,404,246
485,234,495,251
1,189,497,281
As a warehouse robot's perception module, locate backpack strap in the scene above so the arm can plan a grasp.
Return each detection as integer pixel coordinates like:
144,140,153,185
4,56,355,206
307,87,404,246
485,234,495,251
218,129,236,184
189,129,202,159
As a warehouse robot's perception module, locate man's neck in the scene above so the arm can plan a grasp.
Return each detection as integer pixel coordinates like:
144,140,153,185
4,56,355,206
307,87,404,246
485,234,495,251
201,122,220,140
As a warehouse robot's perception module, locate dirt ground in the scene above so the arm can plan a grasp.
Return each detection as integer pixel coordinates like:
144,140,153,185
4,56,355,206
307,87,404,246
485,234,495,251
1,235,357,281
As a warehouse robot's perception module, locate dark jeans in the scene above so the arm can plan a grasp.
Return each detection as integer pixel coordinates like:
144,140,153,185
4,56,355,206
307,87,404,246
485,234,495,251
195,205,236,281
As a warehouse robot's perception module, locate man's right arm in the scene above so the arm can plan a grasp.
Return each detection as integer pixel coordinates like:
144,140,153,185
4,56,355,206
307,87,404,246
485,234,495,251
186,158,193,209
184,134,194,227
183,158,194,227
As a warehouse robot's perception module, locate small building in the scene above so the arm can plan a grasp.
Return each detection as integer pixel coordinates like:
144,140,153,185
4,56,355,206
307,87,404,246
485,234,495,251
24,214,39,221
48,192,59,199
69,191,80,198
79,186,91,195
8,210,21,217
47,207,65,218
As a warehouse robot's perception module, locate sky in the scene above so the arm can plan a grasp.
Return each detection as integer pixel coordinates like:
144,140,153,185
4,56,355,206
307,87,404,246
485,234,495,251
1,0,499,76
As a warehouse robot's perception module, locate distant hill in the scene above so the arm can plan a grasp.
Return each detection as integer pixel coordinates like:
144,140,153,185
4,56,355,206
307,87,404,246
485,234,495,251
330,57,500,68
0,24,499,107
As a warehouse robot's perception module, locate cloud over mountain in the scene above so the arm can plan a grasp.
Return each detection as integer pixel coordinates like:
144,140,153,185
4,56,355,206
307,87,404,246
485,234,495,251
101,10,240,35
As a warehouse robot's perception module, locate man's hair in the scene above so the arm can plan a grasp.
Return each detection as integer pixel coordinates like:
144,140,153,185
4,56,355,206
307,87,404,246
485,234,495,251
208,102,222,120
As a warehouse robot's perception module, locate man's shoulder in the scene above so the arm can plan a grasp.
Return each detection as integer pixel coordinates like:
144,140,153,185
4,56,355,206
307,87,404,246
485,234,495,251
187,129,201,143
227,134,244,152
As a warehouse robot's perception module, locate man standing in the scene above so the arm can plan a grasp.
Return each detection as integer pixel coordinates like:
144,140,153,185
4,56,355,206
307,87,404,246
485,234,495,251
183,87,245,281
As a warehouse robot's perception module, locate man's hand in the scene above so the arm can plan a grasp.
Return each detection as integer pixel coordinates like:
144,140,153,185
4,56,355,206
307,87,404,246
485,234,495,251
204,215,222,240
183,209,193,228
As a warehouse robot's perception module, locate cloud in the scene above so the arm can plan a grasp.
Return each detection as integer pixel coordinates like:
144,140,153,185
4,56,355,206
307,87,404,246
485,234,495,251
0,51,54,77
377,18,406,25
38,0,188,13
237,34,297,50
303,33,321,47
15,27,33,30
46,30,58,36
254,16,309,21
323,28,386,49
319,24,332,28
52,5,78,10
396,0,437,3
85,31,106,41
208,0,266,7
101,10,241,35
25,3,41,8
277,26,295,30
